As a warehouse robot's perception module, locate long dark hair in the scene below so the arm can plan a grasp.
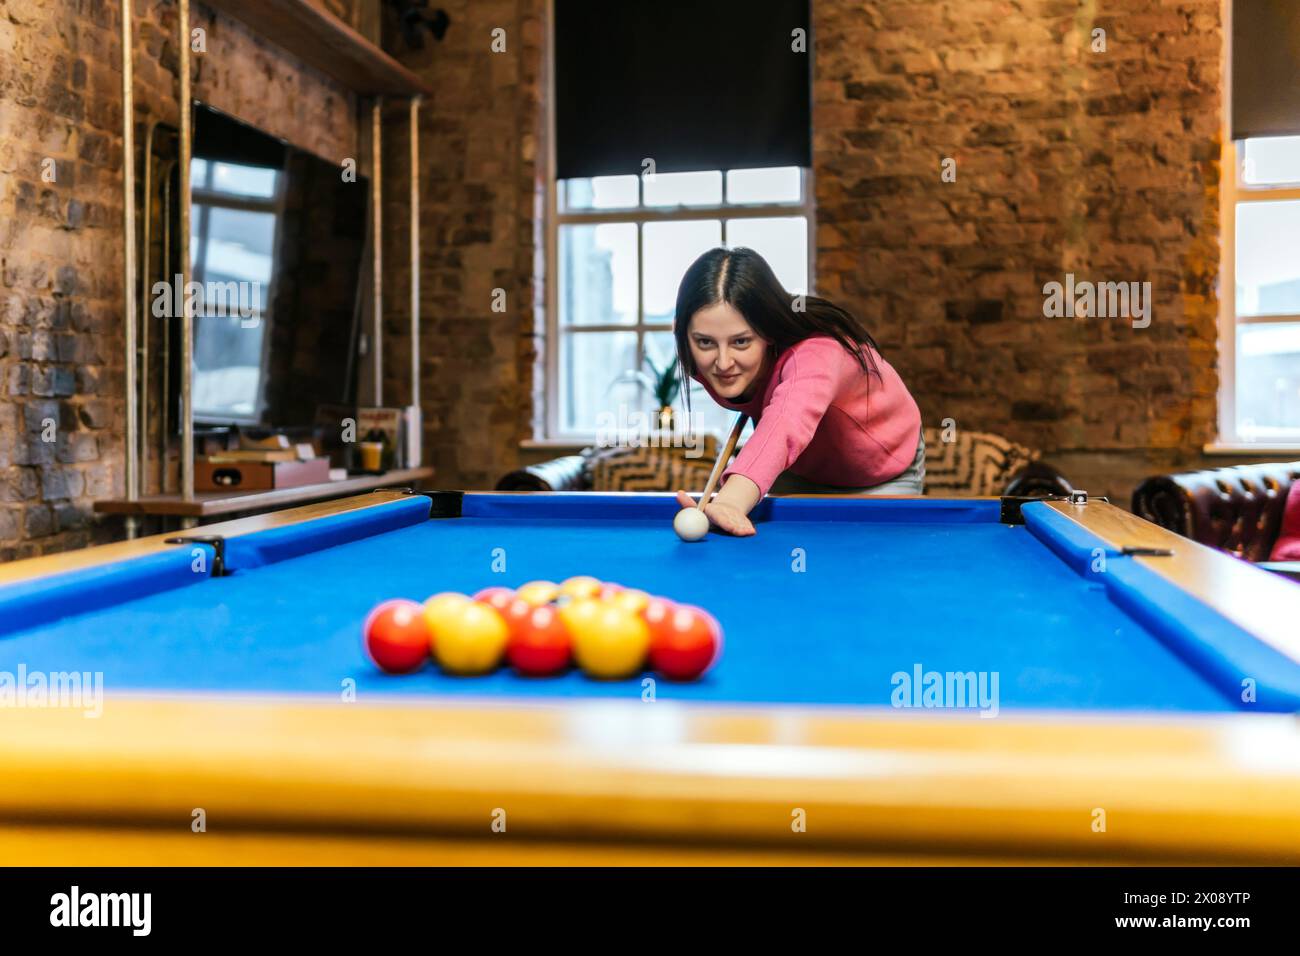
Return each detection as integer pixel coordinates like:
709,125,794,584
673,247,883,413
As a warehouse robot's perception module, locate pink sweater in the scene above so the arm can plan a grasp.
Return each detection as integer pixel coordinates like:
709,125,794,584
695,336,922,496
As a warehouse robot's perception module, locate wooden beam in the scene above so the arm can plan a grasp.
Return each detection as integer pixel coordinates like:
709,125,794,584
201,0,434,98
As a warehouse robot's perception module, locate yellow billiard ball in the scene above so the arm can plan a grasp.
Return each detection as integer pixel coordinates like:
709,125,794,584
557,596,603,637
609,588,651,615
423,592,473,652
516,580,561,606
431,601,510,675
562,599,650,680
559,576,603,601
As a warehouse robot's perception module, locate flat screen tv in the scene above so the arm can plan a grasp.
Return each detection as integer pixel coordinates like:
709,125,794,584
177,103,369,428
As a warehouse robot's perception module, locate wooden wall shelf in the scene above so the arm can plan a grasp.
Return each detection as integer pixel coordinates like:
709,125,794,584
95,468,435,519
201,0,433,97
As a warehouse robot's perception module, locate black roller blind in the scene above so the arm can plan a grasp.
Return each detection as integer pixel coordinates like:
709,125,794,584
554,0,811,180
1233,0,1300,140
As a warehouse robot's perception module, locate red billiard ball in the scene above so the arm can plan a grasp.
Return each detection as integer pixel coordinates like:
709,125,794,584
642,597,676,631
364,599,432,674
502,599,572,676
474,586,517,615
645,601,722,681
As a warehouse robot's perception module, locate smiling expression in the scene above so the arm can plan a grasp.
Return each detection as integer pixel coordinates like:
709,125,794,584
687,303,771,401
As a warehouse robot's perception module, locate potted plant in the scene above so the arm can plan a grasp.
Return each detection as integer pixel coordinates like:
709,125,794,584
643,354,681,432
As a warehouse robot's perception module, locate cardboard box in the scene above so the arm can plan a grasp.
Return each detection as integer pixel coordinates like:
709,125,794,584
195,457,332,492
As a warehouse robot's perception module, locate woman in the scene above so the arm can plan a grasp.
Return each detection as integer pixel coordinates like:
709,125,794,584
673,247,924,536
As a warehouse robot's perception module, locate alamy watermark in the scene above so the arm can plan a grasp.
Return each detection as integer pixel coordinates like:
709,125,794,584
594,404,708,458
891,663,1000,718
0,665,103,718
50,886,151,936
1042,273,1151,329
152,274,263,328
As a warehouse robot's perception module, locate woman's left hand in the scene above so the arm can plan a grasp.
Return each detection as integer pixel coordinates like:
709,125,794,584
674,490,756,537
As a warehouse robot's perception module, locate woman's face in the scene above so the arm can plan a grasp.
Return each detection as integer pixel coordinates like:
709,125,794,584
687,303,770,401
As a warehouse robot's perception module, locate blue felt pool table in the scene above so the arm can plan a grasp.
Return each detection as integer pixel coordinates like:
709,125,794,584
2,490,1300,865
3,489,1298,712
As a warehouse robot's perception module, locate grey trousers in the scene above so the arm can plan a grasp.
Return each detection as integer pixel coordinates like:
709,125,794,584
768,429,926,496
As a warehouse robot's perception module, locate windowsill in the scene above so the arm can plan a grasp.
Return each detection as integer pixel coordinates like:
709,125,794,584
520,438,589,451
1203,443,1300,455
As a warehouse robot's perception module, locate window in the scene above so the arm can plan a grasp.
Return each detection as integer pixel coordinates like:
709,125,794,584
189,158,281,422
547,166,812,441
1222,136,1300,444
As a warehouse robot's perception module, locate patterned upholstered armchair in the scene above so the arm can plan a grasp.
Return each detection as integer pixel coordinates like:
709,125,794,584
921,428,1071,498
497,428,1072,498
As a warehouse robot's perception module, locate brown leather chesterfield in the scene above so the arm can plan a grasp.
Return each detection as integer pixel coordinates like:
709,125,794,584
1131,460,1300,563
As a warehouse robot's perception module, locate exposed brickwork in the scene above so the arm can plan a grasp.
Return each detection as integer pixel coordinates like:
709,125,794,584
380,0,545,490
0,0,356,558
813,0,1228,500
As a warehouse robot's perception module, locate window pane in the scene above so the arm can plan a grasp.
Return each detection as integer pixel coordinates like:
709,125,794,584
560,176,638,211
192,206,277,286
642,331,679,413
559,223,637,326
194,315,265,419
726,217,808,294
642,220,722,323
1241,137,1300,186
559,330,642,433
210,162,279,199
643,329,678,389
726,167,801,204
1236,322,1300,439
643,170,722,208
1236,200,1300,315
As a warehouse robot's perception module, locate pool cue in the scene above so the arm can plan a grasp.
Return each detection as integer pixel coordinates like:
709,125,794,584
696,414,748,509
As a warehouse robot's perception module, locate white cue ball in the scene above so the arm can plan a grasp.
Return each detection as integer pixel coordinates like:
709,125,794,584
673,507,710,542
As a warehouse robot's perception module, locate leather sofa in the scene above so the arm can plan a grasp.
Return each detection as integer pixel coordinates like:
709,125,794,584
1132,460,1300,579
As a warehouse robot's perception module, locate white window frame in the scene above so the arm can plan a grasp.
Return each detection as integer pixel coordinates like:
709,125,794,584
1215,0,1300,451
538,0,815,445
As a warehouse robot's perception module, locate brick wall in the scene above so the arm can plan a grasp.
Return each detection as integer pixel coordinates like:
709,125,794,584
379,0,546,490
813,0,1232,500
0,0,355,558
